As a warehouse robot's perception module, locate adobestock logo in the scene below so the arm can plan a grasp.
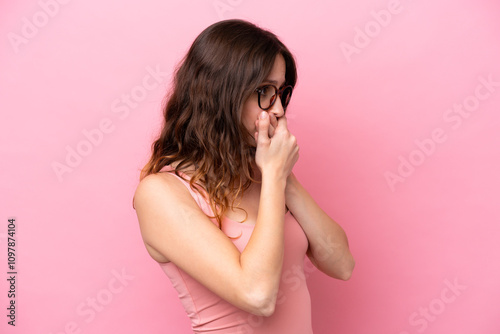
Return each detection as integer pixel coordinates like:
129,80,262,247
408,278,467,333
395,277,467,334
340,0,403,63
51,64,168,182
47,268,134,334
213,0,244,19
7,0,72,54
384,74,499,192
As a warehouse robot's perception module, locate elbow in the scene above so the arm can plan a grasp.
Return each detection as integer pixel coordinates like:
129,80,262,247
339,269,353,281
255,299,276,317
245,288,277,317
338,258,355,281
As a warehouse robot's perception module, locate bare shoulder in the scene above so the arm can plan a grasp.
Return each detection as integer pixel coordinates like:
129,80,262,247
133,172,204,263
133,171,202,222
134,172,191,206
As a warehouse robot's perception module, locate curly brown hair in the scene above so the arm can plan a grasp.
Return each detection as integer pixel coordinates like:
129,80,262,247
138,19,297,228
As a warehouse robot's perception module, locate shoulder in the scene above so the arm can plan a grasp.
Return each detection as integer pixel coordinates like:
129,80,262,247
133,172,192,212
133,172,208,264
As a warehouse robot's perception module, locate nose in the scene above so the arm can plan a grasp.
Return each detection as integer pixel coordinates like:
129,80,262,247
268,96,285,119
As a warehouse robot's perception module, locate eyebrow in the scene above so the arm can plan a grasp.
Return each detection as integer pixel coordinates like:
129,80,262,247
262,79,285,86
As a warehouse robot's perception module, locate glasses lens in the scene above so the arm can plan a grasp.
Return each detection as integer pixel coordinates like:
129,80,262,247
281,86,292,109
258,85,277,110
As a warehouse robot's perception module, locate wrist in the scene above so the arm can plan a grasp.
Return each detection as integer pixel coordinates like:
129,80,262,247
261,169,288,189
285,172,298,194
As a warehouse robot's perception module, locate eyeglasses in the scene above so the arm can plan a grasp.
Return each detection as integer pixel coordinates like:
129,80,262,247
255,84,293,111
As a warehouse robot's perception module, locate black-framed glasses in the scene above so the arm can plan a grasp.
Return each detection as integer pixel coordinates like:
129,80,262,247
255,84,293,111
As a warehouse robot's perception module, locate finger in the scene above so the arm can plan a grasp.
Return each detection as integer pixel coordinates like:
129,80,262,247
269,113,278,129
275,114,288,130
268,124,275,138
268,114,277,137
257,111,270,144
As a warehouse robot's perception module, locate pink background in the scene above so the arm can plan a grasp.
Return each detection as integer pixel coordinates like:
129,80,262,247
1,0,499,333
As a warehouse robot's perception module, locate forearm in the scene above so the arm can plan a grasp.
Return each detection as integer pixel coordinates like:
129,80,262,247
285,173,354,280
239,171,287,306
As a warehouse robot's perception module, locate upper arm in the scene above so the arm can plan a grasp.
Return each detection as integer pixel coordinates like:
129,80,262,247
133,173,263,314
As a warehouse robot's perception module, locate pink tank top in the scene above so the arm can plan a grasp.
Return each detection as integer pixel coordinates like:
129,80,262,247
158,165,313,334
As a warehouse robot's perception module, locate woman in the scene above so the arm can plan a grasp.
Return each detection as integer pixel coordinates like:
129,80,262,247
133,19,355,333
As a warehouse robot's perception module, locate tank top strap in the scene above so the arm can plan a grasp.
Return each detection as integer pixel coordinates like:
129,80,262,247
159,165,213,216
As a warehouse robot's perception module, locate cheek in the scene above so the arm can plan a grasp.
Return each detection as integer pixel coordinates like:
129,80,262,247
248,112,260,133
241,103,260,132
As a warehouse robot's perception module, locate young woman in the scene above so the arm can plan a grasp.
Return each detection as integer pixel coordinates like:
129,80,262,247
133,19,355,333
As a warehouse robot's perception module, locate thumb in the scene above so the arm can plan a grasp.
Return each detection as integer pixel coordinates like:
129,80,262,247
275,114,288,130
257,112,270,144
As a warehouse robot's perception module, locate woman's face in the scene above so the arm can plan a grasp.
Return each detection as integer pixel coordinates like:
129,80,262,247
241,53,287,146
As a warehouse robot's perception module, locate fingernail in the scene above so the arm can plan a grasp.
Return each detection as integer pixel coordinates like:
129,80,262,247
259,112,267,119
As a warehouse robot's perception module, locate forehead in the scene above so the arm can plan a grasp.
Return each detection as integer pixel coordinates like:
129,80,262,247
264,54,286,85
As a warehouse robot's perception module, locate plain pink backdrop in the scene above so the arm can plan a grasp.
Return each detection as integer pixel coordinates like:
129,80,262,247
1,0,499,333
